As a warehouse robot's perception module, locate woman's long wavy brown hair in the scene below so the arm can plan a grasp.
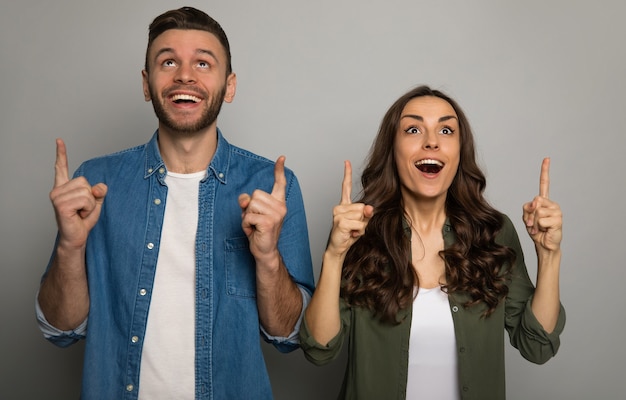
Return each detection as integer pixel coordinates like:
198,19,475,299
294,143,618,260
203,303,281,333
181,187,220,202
341,85,516,324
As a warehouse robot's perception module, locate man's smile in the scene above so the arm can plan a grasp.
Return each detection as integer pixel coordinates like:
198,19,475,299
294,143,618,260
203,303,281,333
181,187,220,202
171,93,202,104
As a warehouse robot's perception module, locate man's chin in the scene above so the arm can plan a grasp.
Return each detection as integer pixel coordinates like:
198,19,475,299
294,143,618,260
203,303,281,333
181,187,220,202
151,95,223,136
159,117,217,136
162,125,209,136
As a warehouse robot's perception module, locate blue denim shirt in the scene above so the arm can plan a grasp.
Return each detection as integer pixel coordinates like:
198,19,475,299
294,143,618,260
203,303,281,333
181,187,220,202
38,130,315,399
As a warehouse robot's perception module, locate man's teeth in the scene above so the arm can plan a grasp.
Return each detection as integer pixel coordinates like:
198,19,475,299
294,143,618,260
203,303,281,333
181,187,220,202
415,159,443,167
172,94,201,103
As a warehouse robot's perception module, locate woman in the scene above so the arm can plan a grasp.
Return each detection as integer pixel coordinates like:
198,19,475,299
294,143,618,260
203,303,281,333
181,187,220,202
300,85,565,400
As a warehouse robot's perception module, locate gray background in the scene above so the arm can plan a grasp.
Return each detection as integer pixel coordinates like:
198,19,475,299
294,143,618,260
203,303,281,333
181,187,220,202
1,0,624,399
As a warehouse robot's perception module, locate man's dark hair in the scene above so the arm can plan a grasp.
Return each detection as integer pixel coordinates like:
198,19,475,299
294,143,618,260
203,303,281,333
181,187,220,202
144,7,232,75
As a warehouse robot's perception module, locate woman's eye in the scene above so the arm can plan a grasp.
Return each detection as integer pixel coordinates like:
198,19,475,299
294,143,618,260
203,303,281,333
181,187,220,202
440,127,454,135
405,127,420,134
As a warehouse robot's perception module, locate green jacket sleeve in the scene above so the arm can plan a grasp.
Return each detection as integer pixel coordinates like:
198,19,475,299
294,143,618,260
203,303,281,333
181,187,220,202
500,214,566,364
299,298,351,366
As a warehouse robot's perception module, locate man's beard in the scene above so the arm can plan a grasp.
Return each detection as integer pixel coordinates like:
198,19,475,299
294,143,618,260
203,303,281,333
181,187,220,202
149,83,227,135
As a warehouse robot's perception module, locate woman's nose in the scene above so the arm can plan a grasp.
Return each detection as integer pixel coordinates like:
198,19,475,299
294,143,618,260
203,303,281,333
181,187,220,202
423,132,439,149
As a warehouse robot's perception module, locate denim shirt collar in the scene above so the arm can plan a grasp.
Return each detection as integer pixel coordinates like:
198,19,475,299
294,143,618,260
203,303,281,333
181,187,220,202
207,128,230,185
144,130,166,179
143,128,231,185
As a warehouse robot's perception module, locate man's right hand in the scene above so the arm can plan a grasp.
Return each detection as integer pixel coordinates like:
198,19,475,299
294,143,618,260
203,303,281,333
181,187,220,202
50,138,107,250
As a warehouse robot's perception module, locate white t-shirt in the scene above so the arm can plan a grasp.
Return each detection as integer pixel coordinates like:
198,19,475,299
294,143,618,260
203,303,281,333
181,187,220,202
138,171,205,399
405,286,460,400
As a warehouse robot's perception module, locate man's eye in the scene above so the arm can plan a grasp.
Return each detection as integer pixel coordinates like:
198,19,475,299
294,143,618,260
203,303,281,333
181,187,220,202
163,60,176,67
405,127,420,134
198,61,210,69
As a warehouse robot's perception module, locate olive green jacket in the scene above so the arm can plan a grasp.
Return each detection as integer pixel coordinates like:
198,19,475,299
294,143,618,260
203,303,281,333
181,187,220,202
300,215,565,400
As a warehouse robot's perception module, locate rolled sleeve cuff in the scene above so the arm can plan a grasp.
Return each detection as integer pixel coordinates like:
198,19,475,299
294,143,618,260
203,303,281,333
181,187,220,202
519,296,566,363
260,285,311,346
35,290,87,342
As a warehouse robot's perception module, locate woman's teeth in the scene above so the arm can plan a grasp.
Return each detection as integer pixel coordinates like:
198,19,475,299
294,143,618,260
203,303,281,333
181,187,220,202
415,159,443,173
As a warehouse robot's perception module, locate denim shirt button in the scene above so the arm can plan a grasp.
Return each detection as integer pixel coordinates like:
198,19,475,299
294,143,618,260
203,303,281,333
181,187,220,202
139,289,147,296
126,384,134,392
159,167,165,174
131,336,139,343
154,198,162,205
218,172,224,179
147,243,154,250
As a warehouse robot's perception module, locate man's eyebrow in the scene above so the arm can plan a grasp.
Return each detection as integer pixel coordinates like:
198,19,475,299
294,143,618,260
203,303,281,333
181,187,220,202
153,47,175,61
196,48,219,63
400,114,458,122
152,48,220,63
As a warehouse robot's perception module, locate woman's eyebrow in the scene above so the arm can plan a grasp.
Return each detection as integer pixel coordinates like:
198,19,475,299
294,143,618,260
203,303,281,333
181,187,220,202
400,114,458,122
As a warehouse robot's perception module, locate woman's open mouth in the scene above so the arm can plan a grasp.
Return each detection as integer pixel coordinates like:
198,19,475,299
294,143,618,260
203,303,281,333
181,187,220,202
415,159,444,174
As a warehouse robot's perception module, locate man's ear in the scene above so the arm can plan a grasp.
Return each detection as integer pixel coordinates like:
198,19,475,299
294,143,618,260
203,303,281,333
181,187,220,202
141,70,151,101
224,73,237,103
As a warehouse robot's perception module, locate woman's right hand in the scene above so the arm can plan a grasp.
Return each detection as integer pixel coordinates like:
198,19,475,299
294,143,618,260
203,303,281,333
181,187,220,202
304,161,374,346
326,160,374,258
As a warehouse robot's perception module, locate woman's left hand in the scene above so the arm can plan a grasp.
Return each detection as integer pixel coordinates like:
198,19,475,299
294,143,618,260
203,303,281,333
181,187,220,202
522,157,563,253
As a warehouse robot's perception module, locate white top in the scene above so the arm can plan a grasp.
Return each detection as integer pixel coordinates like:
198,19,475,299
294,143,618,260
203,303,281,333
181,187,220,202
138,170,205,399
405,287,460,400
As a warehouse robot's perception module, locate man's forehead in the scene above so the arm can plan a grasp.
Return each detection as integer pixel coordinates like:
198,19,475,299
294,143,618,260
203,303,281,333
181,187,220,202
150,29,224,54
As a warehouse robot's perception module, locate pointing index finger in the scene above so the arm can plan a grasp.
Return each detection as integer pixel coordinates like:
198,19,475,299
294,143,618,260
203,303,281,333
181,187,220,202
54,138,70,188
340,160,353,205
271,156,287,201
539,157,550,198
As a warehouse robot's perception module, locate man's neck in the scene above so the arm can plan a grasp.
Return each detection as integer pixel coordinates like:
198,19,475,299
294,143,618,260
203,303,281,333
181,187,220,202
157,125,218,174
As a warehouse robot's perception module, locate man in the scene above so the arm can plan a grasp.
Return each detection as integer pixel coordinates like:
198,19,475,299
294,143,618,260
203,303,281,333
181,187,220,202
36,7,314,399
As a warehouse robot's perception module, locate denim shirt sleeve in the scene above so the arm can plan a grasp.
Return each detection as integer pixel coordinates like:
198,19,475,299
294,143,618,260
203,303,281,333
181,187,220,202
260,286,311,345
35,290,87,347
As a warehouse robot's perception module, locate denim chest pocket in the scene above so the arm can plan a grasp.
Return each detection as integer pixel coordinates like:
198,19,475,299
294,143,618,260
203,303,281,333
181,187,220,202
224,237,257,298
